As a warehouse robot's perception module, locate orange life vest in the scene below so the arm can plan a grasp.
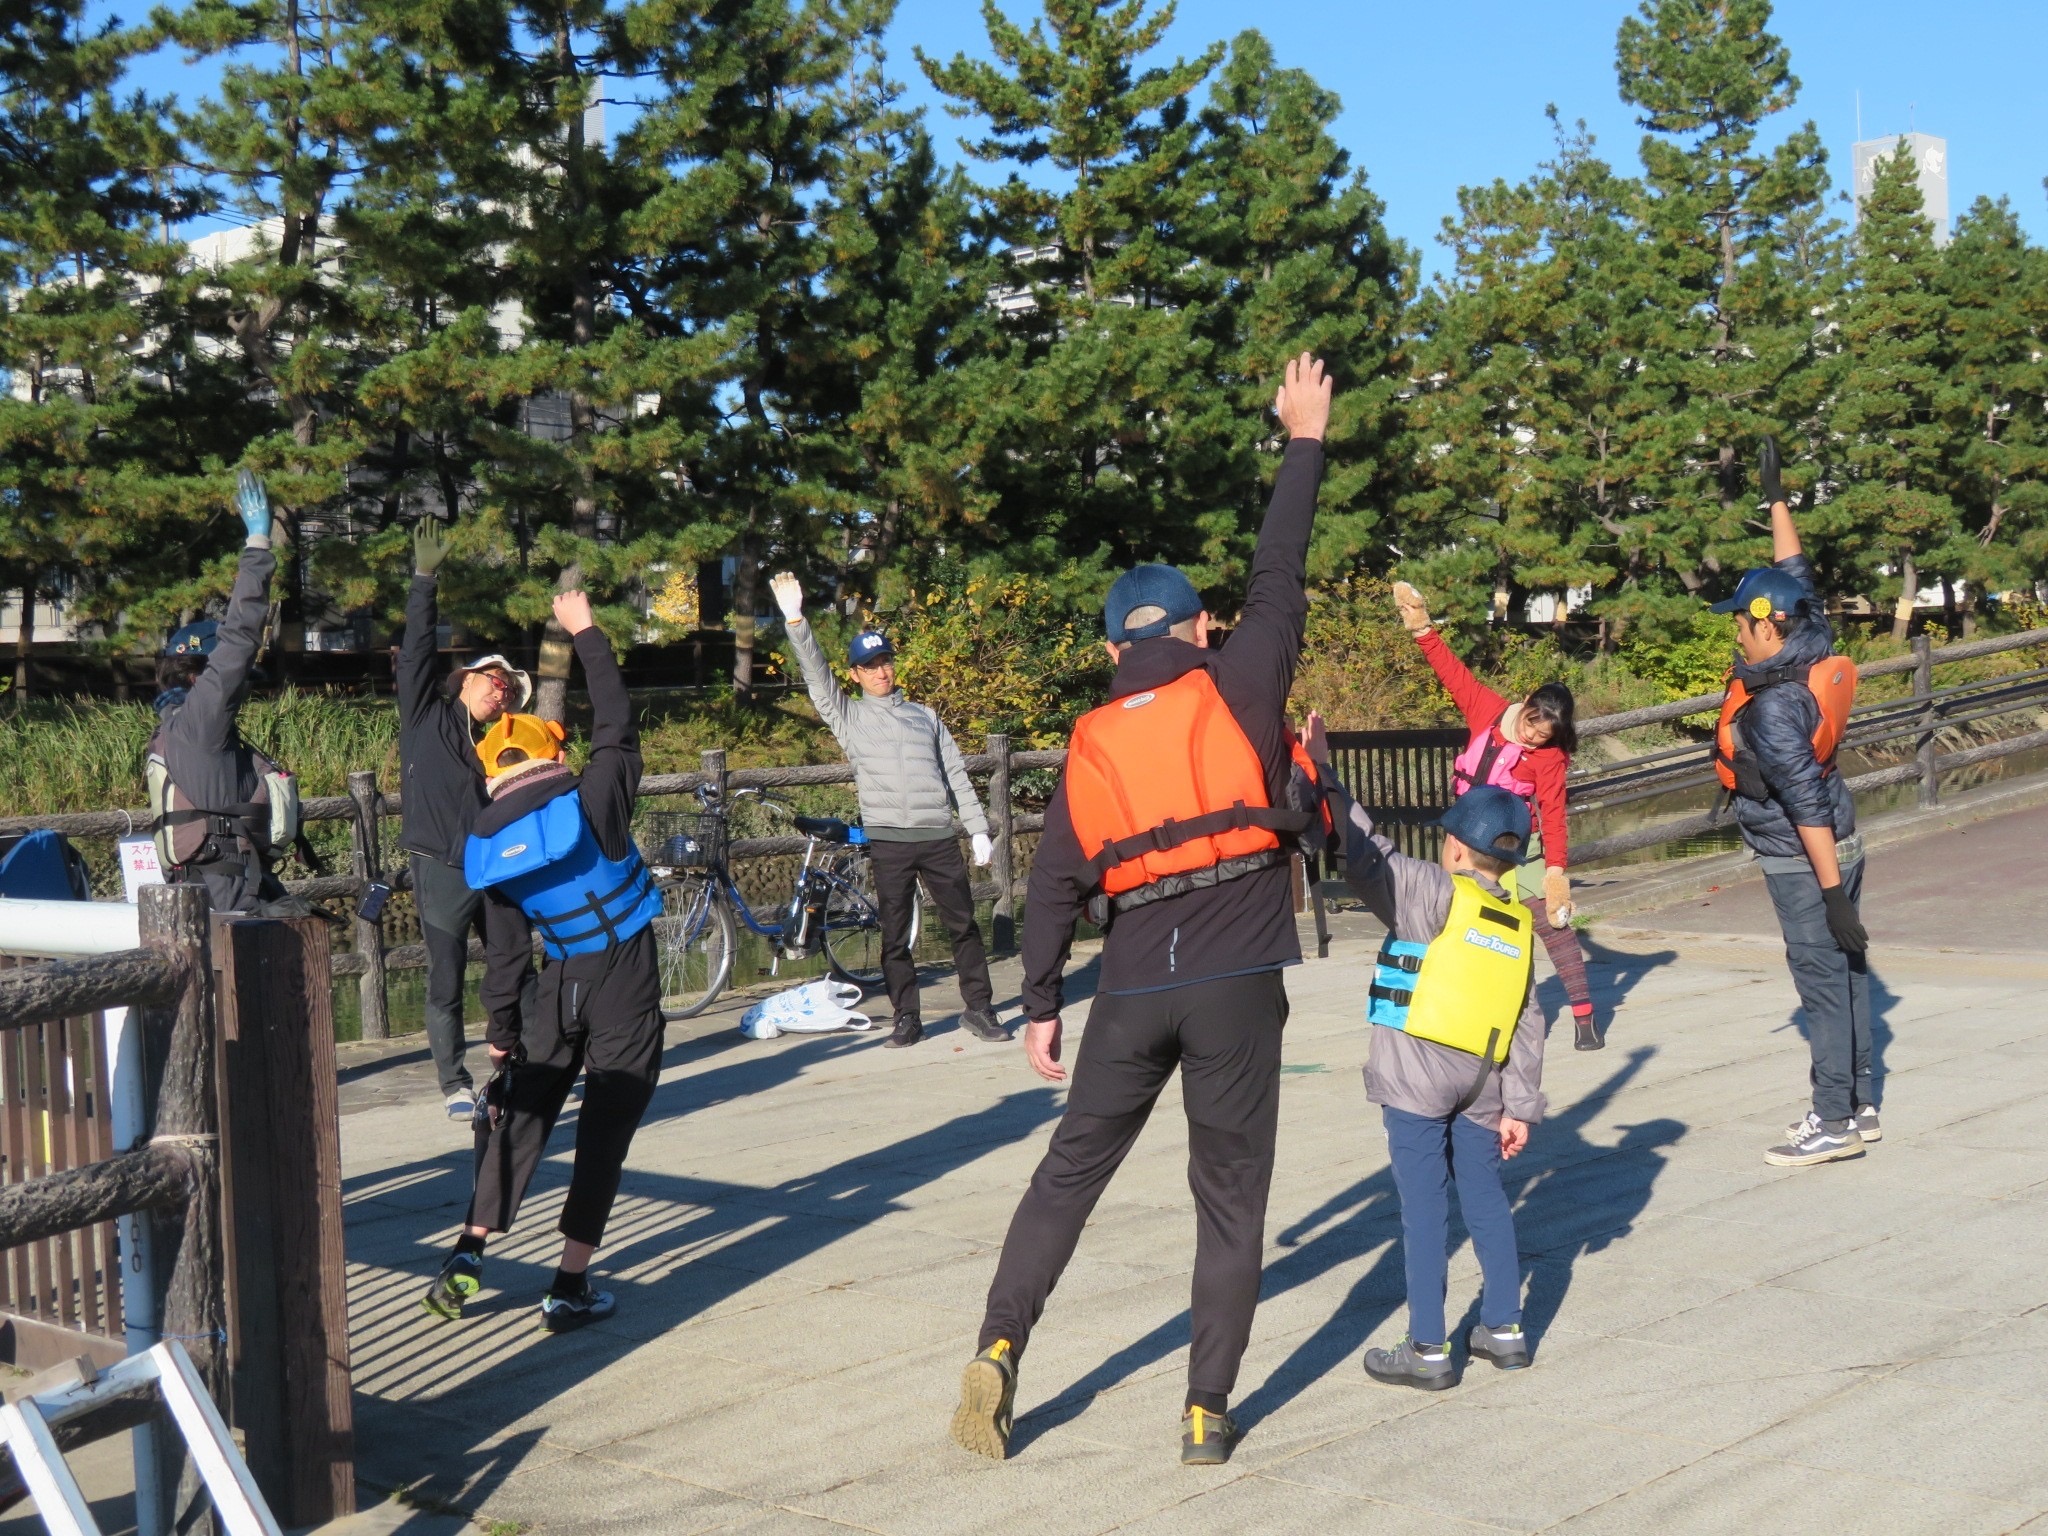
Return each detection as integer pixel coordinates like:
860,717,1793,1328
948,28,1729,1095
1065,669,1311,912
1714,655,1857,793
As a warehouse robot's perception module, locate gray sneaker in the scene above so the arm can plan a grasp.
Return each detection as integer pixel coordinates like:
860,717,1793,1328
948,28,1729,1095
960,1007,1009,1043
444,1088,477,1121
1764,1111,1864,1167
1853,1104,1882,1143
1364,1336,1456,1391
1467,1321,1531,1370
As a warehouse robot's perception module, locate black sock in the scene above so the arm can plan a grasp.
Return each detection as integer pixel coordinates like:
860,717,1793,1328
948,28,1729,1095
454,1232,486,1259
1185,1389,1227,1416
550,1266,588,1300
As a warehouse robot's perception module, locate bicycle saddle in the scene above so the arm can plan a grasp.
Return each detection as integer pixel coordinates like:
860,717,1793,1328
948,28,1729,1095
792,814,855,843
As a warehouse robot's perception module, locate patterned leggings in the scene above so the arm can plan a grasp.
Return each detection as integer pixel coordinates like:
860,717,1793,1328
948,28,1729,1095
1523,897,1593,1015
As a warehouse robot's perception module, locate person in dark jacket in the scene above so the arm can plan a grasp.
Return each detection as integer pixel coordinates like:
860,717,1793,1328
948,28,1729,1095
398,519,534,1119
150,472,285,916
418,590,664,1335
1708,441,1873,1169
949,354,1332,1469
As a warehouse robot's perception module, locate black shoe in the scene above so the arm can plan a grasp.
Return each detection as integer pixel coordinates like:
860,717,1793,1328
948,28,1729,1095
960,1007,1009,1043
1180,1405,1238,1466
420,1251,482,1322
1763,1111,1865,1167
539,1280,615,1333
950,1340,1017,1460
884,1014,923,1049
1364,1336,1457,1390
1573,1015,1604,1051
1467,1321,1531,1370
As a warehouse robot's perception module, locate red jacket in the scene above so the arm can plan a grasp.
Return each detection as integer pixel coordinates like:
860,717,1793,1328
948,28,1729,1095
1416,629,1571,869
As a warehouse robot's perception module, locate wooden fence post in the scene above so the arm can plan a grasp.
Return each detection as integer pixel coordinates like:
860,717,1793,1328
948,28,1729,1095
985,735,1014,954
701,747,727,806
1913,633,1937,807
136,883,221,1536
347,770,389,1040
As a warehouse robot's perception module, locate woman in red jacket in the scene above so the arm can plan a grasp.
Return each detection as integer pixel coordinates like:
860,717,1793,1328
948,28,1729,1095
1394,581,1601,1050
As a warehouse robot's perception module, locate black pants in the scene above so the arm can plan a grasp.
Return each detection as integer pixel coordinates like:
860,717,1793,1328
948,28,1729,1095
866,835,993,1018
979,969,1288,1401
413,853,482,1095
467,936,664,1248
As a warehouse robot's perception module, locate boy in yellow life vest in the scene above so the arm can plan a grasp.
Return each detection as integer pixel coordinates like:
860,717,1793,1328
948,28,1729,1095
1300,712,1548,1390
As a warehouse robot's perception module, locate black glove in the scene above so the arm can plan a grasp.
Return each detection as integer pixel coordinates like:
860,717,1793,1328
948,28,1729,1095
1758,436,1784,507
1820,883,1867,955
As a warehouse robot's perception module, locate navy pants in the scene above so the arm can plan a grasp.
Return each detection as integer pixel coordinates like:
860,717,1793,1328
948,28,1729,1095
1761,857,1872,1123
1383,1105,1522,1346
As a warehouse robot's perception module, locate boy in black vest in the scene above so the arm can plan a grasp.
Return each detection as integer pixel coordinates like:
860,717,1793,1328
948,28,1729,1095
419,590,665,1333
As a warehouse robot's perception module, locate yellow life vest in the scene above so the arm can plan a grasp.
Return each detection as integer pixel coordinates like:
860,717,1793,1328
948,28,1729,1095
1368,875,1533,1063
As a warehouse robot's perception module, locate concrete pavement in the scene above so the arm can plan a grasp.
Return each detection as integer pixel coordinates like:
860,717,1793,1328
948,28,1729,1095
332,800,2048,1535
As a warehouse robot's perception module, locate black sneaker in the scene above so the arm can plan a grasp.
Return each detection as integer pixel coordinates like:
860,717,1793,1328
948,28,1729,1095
420,1251,482,1322
539,1280,616,1333
1364,1336,1456,1391
1180,1405,1238,1466
884,1014,923,1049
1764,1111,1864,1168
950,1340,1017,1460
960,1007,1009,1043
1467,1321,1531,1370
1573,1015,1604,1051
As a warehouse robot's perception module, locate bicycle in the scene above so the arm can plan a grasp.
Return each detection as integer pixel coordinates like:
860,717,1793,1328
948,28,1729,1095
640,784,921,1021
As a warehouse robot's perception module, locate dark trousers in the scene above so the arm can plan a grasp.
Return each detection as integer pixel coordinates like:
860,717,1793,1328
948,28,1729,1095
413,853,481,1095
1763,857,1873,1122
467,954,664,1248
1383,1105,1522,1345
866,835,993,1018
979,969,1287,1401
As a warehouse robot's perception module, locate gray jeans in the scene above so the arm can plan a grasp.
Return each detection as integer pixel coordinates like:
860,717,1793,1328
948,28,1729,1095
1761,856,1873,1122
412,853,482,1095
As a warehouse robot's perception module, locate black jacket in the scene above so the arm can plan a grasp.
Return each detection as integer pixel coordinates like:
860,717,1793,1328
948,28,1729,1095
1731,554,1857,861
1020,439,1324,1020
397,573,491,868
475,628,653,1052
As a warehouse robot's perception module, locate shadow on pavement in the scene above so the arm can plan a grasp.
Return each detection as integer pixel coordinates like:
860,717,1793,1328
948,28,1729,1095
1771,960,1896,1109
1539,933,1679,1043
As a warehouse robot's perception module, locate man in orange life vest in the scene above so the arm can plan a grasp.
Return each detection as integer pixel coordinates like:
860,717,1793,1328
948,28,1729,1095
1709,439,1873,1169
948,354,1333,1468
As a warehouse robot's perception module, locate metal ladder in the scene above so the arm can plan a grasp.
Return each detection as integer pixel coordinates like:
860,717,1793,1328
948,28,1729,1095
0,1342,281,1536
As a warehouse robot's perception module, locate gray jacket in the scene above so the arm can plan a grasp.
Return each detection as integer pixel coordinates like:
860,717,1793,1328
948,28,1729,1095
1329,781,1547,1128
785,618,990,839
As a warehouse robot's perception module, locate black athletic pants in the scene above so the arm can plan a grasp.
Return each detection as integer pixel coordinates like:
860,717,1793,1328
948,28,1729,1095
413,853,482,1096
467,941,664,1248
978,969,1288,1402
865,835,993,1019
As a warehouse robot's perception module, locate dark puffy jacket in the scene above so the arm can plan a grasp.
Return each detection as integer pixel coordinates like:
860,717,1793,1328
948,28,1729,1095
1730,555,1857,860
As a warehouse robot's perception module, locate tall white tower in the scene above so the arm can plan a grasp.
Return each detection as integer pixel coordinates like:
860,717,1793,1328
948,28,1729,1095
1852,132,1950,247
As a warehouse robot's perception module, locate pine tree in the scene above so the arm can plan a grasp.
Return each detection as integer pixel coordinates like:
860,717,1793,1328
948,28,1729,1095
1826,139,1961,638
1614,0,1835,622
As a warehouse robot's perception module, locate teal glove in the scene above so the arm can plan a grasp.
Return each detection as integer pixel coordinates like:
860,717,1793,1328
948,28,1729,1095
235,469,272,541
413,518,451,577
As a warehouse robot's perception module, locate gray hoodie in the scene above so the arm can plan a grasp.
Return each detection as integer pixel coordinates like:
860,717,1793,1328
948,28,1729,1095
1327,780,1547,1129
784,618,990,841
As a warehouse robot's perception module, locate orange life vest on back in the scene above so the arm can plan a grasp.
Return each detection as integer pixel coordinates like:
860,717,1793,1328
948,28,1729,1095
1065,669,1311,912
1714,655,1857,794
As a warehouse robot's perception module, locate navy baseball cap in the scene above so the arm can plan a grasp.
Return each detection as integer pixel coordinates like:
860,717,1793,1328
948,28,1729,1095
1104,564,1204,642
164,621,218,658
1708,567,1809,621
1434,786,1535,865
848,630,894,667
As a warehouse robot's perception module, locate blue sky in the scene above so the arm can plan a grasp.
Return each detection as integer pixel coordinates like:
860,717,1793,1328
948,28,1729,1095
108,0,2048,279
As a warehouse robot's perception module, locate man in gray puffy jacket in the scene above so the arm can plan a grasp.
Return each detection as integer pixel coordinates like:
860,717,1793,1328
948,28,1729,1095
771,572,1005,1048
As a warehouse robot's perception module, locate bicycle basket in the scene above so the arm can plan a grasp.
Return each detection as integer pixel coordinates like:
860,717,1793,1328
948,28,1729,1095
640,810,727,872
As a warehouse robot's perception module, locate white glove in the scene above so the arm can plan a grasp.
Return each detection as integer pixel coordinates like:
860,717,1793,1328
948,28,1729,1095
768,570,805,622
971,832,994,867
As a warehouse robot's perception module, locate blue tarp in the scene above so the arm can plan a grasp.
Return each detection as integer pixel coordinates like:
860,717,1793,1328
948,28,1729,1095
0,831,90,901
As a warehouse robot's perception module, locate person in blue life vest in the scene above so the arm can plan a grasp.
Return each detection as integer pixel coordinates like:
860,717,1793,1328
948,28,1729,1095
1299,711,1547,1390
419,589,665,1334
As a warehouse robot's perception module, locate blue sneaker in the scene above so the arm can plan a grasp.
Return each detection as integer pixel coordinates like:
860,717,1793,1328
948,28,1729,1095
420,1251,482,1322
540,1281,616,1334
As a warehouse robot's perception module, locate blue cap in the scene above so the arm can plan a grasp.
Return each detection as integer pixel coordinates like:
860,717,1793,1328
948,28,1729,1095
164,621,218,658
848,630,894,667
1708,567,1809,620
1434,786,1535,866
1104,564,1204,643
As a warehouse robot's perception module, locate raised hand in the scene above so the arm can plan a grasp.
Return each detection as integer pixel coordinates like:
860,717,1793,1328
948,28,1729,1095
553,589,595,636
1298,708,1331,767
769,571,805,623
234,469,272,541
1272,352,1332,443
1758,437,1784,508
413,519,451,577
1392,580,1432,635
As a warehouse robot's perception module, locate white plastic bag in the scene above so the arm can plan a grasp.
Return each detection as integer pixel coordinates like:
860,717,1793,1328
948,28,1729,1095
739,979,874,1040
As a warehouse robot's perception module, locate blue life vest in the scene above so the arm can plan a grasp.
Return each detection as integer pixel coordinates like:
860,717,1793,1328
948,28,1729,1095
464,789,663,960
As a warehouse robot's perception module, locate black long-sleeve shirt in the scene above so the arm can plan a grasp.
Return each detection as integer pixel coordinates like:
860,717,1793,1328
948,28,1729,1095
1020,439,1325,1020
474,628,647,1050
397,573,491,867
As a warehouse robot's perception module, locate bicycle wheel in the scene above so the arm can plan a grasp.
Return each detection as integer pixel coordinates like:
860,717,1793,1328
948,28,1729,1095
821,853,918,987
655,878,735,1020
